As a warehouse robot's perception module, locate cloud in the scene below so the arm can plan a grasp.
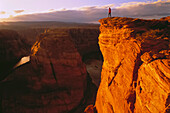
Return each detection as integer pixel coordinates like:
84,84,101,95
5,9,107,23
101,4,115,8
14,10,25,14
3,0,170,23
0,11,6,14
115,0,170,19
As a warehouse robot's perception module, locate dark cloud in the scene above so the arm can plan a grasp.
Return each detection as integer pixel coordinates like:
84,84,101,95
14,10,25,14
0,11,6,14
5,0,170,23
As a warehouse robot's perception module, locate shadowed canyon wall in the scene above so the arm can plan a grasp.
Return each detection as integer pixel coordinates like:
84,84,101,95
0,28,100,113
69,28,100,56
0,29,29,81
95,17,170,113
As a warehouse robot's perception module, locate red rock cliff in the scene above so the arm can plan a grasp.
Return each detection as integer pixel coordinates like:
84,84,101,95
0,29,87,113
95,17,170,113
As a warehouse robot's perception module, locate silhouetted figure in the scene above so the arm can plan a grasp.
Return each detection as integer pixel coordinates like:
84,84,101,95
108,7,111,17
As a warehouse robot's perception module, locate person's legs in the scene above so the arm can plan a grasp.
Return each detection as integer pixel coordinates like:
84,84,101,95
108,13,111,17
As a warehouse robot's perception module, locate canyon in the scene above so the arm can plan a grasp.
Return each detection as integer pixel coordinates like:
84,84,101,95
0,16,170,113
95,17,170,113
0,25,101,113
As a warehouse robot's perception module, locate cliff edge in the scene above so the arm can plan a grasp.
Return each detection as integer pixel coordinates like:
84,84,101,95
95,17,170,113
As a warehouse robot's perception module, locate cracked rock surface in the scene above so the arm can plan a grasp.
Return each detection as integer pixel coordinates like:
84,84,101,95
95,17,170,113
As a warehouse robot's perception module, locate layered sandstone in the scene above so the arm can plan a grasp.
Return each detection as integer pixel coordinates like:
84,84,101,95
0,29,87,113
95,17,170,113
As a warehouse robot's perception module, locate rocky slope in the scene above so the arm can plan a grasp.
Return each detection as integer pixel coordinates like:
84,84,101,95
0,29,29,81
95,17,170,113
0,29,88,113
17,28,45,49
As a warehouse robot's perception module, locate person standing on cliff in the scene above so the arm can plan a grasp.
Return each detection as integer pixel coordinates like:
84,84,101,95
108,7,111,17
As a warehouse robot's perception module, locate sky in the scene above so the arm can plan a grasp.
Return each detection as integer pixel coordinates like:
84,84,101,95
0,0,170,23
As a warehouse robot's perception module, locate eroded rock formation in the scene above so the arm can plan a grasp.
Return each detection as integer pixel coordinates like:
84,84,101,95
0,29,29,81
0,29,87,113
95,17,170,113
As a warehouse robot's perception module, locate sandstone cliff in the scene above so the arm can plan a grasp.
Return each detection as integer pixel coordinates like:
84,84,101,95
0,29,87,113
95,17,170,113
160,16,170,22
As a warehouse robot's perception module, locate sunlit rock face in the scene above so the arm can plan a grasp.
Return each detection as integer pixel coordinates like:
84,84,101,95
160,16,170,22
95,17,170,113
1,29,87,113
